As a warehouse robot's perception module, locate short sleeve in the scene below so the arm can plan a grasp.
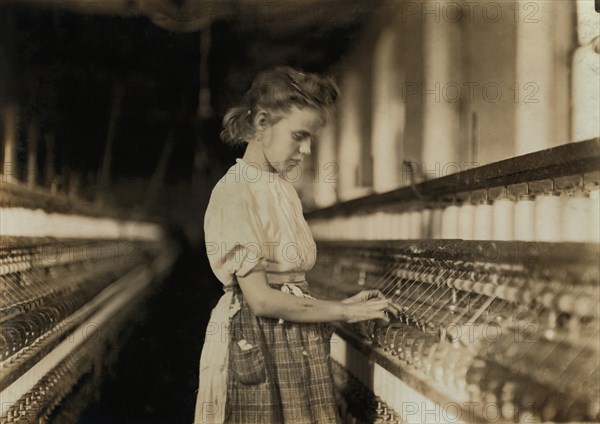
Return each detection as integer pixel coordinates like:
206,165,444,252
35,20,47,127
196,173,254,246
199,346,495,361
204,182,267,286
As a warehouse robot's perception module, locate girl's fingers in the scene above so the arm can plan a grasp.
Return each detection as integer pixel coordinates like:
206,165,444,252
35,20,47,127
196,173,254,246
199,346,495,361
367,299,393,309
377,302,398,318
360,289,381,301
347,298,400,322
374,290,386,300
360,291,372,301
378,311,390,322
388,302,401,316
369,289,383,298
386,304,399,317
366,298,399,317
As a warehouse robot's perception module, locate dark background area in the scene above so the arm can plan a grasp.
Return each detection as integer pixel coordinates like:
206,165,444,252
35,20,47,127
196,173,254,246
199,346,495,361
78,240,224,423
1,5,366,214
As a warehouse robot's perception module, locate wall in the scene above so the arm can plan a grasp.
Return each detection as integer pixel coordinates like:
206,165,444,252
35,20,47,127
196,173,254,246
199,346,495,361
300,0,587,210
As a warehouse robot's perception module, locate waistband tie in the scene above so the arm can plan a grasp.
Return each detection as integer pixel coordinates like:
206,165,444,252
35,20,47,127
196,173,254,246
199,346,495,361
266,272,306,285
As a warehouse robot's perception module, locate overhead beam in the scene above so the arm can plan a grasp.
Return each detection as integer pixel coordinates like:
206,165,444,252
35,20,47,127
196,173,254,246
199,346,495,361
5,0,376,33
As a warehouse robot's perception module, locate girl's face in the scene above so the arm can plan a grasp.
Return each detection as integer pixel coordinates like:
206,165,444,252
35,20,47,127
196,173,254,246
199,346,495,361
258,106,323,175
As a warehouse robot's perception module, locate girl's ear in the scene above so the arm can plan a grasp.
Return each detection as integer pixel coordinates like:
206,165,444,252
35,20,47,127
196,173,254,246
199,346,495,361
254,110,270,130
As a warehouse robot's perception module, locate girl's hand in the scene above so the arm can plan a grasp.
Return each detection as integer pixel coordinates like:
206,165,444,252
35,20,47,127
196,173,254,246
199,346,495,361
341,289,386,304
342,297,400,324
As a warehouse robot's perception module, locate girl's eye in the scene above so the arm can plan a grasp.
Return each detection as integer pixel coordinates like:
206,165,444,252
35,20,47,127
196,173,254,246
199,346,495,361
292,133,304,142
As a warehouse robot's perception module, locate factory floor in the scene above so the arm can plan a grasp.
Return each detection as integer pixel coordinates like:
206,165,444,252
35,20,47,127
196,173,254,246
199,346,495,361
79,239,223,424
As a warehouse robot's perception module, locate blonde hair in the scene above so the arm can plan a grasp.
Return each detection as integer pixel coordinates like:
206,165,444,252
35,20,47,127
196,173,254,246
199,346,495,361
220,66,339,146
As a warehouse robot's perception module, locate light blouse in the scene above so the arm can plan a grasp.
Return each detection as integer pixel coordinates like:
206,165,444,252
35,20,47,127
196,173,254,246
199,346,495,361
204,158,317,286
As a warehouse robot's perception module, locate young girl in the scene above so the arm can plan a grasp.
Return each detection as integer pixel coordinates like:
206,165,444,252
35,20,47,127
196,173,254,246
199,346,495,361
194,66,397,424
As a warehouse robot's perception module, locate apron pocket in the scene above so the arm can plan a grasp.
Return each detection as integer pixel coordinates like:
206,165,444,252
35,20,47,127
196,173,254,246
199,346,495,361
231,344,266,385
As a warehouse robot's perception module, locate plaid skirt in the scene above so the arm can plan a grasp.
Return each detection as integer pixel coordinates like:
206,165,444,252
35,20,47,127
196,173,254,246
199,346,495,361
225,283,340,424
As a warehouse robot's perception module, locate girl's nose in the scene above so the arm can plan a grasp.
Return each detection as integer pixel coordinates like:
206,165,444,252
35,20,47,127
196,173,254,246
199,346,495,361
299,140,311,155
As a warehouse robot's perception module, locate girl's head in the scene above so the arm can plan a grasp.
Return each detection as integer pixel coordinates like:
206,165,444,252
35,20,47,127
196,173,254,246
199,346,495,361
220,66,339,147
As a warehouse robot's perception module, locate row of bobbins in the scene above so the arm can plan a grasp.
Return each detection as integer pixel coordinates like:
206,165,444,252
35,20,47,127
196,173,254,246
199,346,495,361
309,181,600,242
440,180,599,242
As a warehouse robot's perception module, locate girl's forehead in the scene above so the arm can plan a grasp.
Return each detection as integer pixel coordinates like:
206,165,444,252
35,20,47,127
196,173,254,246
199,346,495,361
278,106,323,130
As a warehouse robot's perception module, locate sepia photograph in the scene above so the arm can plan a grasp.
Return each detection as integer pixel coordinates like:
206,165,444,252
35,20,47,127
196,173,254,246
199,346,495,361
1,0,599,423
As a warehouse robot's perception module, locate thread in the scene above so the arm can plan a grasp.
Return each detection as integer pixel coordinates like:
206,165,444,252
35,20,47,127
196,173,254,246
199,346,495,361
474,200,493,240
374,212,387,240
492,197,514,241
420,209,433,239
385,212,396,240
335,217,343,239
590,188,600,242
392,212,409,239
365,214,376,240
535,193,562,242
430,208,444,239
441,205,459,239
342,216,351,240
562,193,591,242
458,203,475,240
409,211,422,239
514,194,536,241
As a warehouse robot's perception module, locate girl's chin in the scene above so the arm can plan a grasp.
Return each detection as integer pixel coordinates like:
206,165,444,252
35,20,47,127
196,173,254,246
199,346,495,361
283,164,301,174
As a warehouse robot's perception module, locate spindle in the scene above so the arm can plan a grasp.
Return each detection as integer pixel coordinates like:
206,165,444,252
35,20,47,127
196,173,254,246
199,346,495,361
408,210,422,239
474,190,493,240
430,207,444,239
458,196,475,240
562,176,591,242
514,184,535,241
535,180,562,242
441,201,459,239
589,185,600,242
492,188,514,241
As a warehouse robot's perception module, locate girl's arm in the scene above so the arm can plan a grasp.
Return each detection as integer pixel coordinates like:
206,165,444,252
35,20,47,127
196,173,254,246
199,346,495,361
237,269,397,323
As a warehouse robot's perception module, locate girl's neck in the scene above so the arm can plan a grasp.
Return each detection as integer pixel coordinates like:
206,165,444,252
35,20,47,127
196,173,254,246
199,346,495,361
242,141,277,174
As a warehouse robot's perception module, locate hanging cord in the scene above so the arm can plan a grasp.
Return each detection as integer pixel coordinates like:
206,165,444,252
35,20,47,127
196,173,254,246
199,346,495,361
402,160,426,201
